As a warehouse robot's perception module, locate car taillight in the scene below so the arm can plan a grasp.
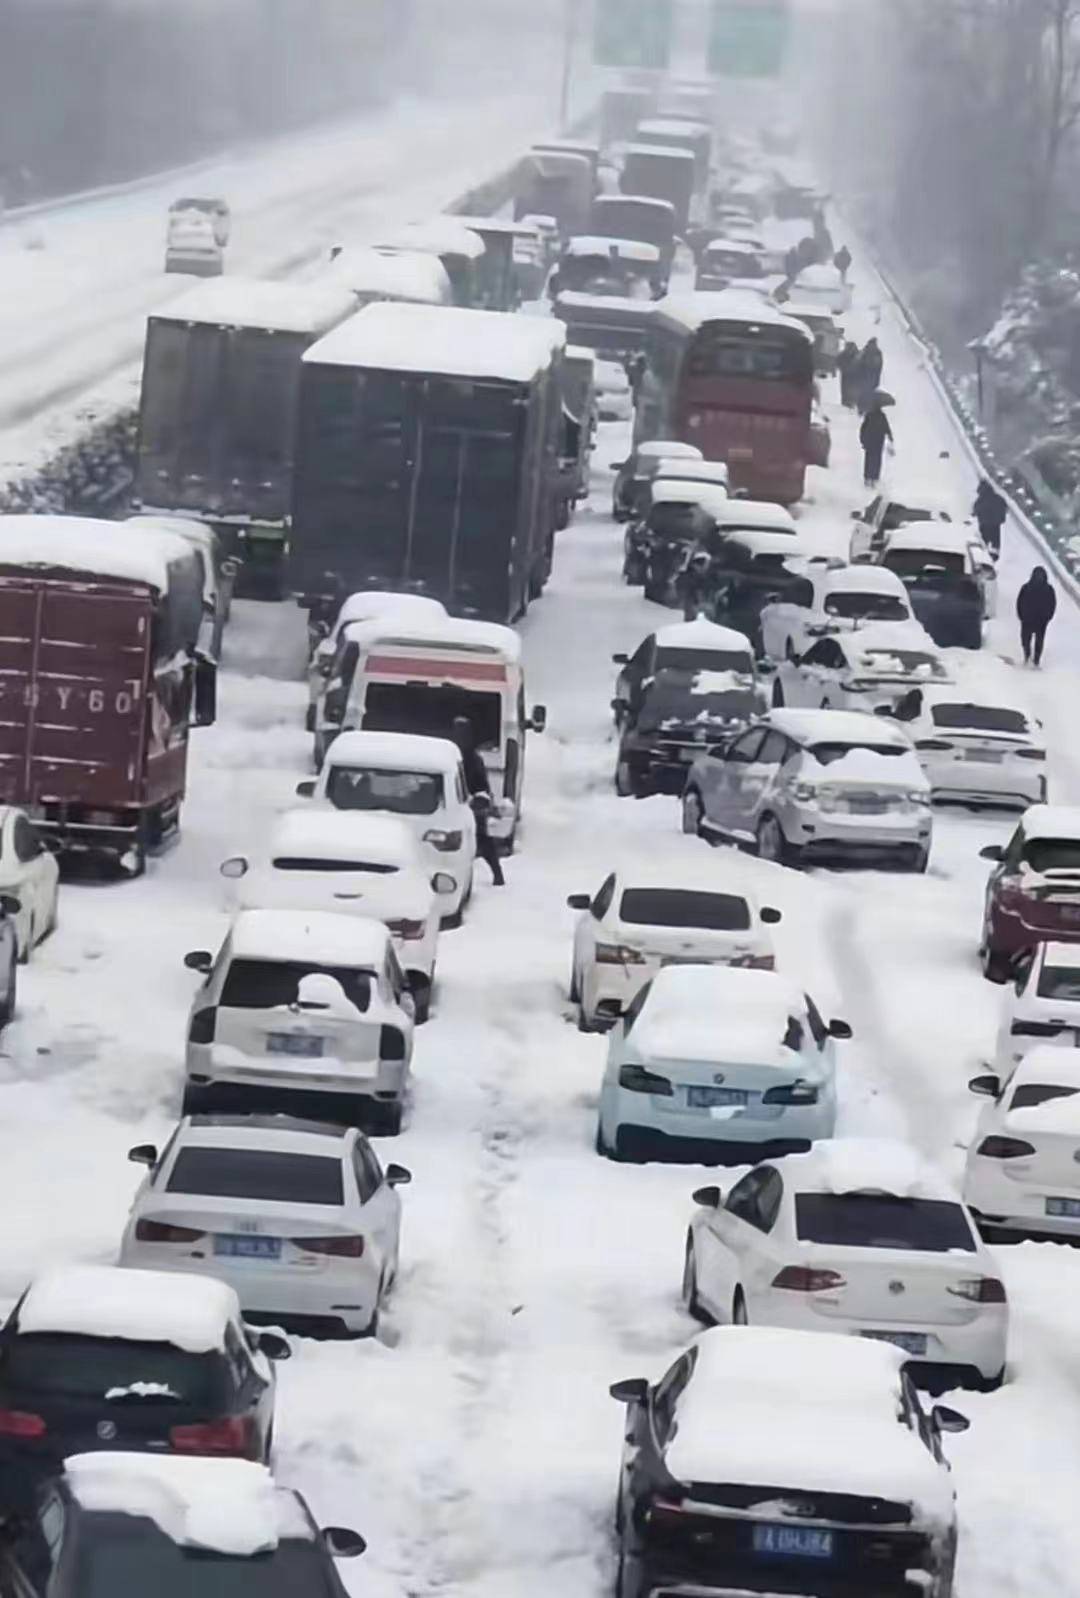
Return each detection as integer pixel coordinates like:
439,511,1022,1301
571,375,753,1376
618,1064,674,1097
422,829,463,853
762,1080,819,1105
915,739,954,752
732,953,775,970
1011,1020,1063,1037
947,1277,1007,1304
188,1007,217,1045
135,1220,206,1244
0,1410,46,1438
170,1416,255,1456
976,1136,1035,1159
380,1024,408,1061
596,942,647,965
771,1266,846,1292
1016,748,1046,760
293,1235,366,1257
388,919,425,942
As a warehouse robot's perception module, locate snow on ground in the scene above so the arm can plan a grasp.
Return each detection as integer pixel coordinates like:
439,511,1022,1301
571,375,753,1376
3,191,1080,1598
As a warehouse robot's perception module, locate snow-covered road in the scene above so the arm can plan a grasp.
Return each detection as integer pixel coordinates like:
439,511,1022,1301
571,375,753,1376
2,215,1080,1597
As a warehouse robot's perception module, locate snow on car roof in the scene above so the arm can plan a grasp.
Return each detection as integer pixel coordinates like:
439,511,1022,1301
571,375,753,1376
825,565,908,595
334,591,447,630
1022,804,1080,841
351,612,523,662
324,247,451,305
656,291,814,339
714,500,798,533
159,278,356,335
18,1266,238,1353
0,515,185,591
305,303,565,382
637,440,703,461
65,1455,311,1555
654,459,729,484
769,708,913,748
229,908,390,967
637,117,709,137
594,193,677,214
623,142,696,162
884,523,978,552
665,1327,954,1522
609,859,759,899
564,236,661,262
269,808,421,866
651,480,728,511
779,1139,957,1202
324,729,462,775
633,966,803,1061
654,618,753,653
375,218,486,260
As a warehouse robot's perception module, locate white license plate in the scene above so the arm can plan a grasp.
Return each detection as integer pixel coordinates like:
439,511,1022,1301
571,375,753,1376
1046,1197,1080,1218
267,1034,325,1058
861,1329,928,1356
687,1086,749,1109
965,749,1004,764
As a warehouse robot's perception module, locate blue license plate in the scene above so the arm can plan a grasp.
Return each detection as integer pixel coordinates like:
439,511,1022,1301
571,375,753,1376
1046,1197,1080,1218
861,1329,928,1356
687,1086,749,1109
753,1524,834,1561
267,1034,324,1058
214,1234,281,1260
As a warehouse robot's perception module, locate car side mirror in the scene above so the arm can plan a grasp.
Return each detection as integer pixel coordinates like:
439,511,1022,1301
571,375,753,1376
612,459,628,471
529,705,547,733
385,1163,412,1187
257,1331,292,1362
567,893,592,910
296,780,316,799
968,1073,1001,1098
0,895,20,917
184,950,213,974
850,510,861,520
760,907,782,925
609,1377,649,1404
979,845,1005,862
692,1185,722,1208
220,857,249,879
432,872,457,896
128,1144,158,1167
757,659,776,675
828,1018,853,1040
932,1405,970,1435
322,1527,367,1559
612,653,630,665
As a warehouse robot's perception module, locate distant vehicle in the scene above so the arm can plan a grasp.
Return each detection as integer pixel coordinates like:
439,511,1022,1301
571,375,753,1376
965,1045,1080,1241
373,219,486,307
306,593,447,733
0,516,214,876
165,210,223,277
685,1140,1008,1391
635,117,712,192
596,965,846,1163
774,621,950,715
181,910,415,1133
877,525,996,641
695,237,765,291
990,939,1080,1075
452,216,543,311
907,688,1047,809
783,300,842,374
594,357,634,421
120,1117,411,1337
636,485,723,603
648,457,729,494
682,707,933,872
170,195,230,245
979,804,1080,981
554,236,661,299
612,440,702,522
599,86,656,150
620,144,696,235
591,194,678,279
760,562,915,665
790,261,851,315
568,861,780,1032
133,279,356,598
514,148,594,237
128,514,236,662
609,1327,966,1598
552,291,656,371
0,1266,285,1501
323,244,452,308
614,664,768,799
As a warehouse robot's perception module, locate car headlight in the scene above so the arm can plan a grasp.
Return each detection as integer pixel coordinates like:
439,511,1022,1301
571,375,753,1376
788,781,819,805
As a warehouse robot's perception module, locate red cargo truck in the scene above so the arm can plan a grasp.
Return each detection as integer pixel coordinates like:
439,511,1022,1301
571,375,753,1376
0,517,215,874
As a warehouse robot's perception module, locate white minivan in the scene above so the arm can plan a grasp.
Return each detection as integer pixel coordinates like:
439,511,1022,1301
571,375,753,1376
299,731,477,926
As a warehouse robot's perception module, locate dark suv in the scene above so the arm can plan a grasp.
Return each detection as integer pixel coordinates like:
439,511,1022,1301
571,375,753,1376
615,668,766,798
980,805,1080,981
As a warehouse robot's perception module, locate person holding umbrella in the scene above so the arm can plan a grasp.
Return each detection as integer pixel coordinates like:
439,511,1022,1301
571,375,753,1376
860,391,895,489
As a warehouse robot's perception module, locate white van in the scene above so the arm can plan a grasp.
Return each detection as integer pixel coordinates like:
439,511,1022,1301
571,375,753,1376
165,212,224,277
307,592,448,731
331,617,546,851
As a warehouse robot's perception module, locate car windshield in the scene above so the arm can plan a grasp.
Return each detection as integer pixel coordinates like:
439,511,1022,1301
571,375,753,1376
74,1525,320,1598
1023,839,1080,873
858,649,943,678
220,959,373,1013
932,704,1029,734
167,1149,344,1206
654,647,752,675
1009,1082,1080,1109
824,594,907,621
1036,963,1080,1001
637,684,758,732
2,1336,220,1404
807,742,907,766
325,767,443,816
619,889,751,930
794,1194,976,1252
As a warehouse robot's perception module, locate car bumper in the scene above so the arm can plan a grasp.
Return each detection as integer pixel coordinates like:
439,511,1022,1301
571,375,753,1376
601,1082,834,1158
924,756,1044,808
965,1158,1080,1237
987,905,1080,957
186,1045,408,1101
753,1295,1006,1382
785,803,931,861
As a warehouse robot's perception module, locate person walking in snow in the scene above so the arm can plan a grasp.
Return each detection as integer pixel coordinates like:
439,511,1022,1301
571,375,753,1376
834,244,852,282
973,478,1008,560
860,400,893,489
855,337,884,413
452,717,505,886
1016,566,1057,667
838,340,860,409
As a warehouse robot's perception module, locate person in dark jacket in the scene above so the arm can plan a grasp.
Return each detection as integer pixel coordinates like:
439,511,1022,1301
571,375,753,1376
973,479,1008,559
452,716,505,886
678,549,714,621
855,338,884,412
838,340,860,408
834,244,852,282
860,402,893,488
1016,566,1057,666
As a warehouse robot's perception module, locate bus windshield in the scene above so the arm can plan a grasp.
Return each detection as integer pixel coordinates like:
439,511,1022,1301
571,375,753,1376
686,325,813,383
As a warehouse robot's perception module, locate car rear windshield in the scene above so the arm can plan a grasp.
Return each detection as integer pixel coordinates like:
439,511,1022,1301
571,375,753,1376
220,959,373,1012
1037,963,1080,1001
167,1149,344,1206
638,686,758,732
1023,839,1080,873
655,647,752,675
932,704,1029,734
2,1336,221,1404
794,1193,976,1252
619,889,751,930
362,684,502,750
807,742,906,766
75,1528,319,1598
326,767,443,816
883,550,966,577
824,594,907,621
1009,1083,1080,1110
859,650,942,676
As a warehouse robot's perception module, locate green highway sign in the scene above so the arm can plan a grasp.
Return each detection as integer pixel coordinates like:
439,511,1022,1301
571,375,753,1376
708,0,790,78
593,0,674,71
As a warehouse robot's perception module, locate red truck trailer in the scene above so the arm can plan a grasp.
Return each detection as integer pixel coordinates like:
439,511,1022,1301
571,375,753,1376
0,516,214,874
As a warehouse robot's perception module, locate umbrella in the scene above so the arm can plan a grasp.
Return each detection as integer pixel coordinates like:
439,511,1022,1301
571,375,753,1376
873,389,897,407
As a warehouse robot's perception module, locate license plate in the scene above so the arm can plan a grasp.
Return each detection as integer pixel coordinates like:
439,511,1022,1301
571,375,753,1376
861,1329,928,1356
214,1235,281,1260
687,1086,749,1109
965,749,1004,764
848,796,887,814
1046,1197,1080,1218
752,1524,834,1561
267,1034,325,1058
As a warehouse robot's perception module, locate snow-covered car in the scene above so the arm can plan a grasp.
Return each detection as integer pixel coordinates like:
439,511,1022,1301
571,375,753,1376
773,621,950,715
1,1455,366,1598
610,1326,965,1598
612,441,703,522
594,358,634,421
568,864,782,1032
0,806,59,961
170,196,231,246
979,805,1080,981
648,457,729,496
760,562,917,665
298,731,476,927
879,524,997,635
596,965,848,1164
849,489,968,565
711,497,800,542
964,1046,1080,1241
611,618,759,728
0,1266,287,1492
684,1139,1008,1390
992,940,1080,1074
789,260,852,314
182,910,414,1134
615,663,769,799
306,592,447,732
120,1117,411,1337
165,212,224,277
909,688,1047,808
223,811,453,1023
682,708,933,872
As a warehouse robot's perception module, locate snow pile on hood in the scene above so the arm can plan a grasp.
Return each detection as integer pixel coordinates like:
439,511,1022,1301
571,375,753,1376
689,670,756,696
18,1266,236,1353
632,966,801,1064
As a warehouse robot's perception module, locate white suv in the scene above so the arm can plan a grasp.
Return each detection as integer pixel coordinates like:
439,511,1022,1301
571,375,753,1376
760,563,916,665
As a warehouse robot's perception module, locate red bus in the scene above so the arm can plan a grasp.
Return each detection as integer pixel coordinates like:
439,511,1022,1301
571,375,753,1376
636,292,815,505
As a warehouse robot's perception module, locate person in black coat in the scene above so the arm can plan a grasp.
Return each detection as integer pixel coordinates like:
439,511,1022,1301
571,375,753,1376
1016,566,1057,666
973,479,1008,559
854,339,884,413
859,402,893,488
837,340,860,409
452,716,505,886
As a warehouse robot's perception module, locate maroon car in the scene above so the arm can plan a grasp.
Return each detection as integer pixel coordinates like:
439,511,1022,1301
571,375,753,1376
980,805,1080,981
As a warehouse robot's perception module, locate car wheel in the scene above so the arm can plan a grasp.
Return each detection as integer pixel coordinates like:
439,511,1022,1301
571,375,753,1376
756,813,793,866
682,1235,712,1325
732,1288,748,1325
771,678,785,708
569,959,581,1003
616,1545,646,1598
978,1364,1006,1393
411,978,432,1024
615,760,640,798
911,848,930,875
0,955,16,1026
981,944,1012,984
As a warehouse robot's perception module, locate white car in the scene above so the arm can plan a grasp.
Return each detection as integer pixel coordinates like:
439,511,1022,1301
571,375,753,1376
908,687,1047,808
298,730,476,927
790,261,851,314
306,593,447,730
165,213,224,277
568,863,782,1032
119,1117,411,1337
182,910,415,1135
0,806,59,960
850,489,969,565
992,941,1080,1074
596,965,849,1164
684,1139,1008,1390
223,811,453,1023
964,1045,1080,1241
774,621,950,715
760,563,917,665
594,358,634,422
